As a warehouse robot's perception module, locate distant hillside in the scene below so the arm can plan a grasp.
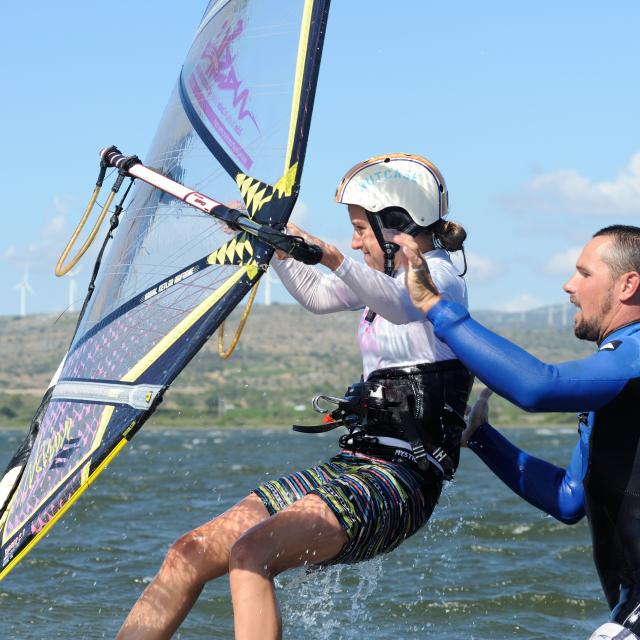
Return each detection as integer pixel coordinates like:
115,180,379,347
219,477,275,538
0,303,593,429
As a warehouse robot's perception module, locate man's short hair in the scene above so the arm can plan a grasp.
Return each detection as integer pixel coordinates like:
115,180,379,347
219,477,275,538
593,225,640,278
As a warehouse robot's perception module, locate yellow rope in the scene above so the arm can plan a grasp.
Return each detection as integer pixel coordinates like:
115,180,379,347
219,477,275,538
55,187,116,276
217,279,260,359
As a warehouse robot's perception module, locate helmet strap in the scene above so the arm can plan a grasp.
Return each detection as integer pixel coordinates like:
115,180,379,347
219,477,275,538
364,212,401,322
402,221,421,236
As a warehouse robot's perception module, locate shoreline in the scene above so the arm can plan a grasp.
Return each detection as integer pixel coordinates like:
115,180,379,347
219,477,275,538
0,421,577,432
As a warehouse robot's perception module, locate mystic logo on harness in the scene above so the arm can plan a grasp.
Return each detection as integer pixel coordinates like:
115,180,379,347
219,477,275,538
431,447,448,463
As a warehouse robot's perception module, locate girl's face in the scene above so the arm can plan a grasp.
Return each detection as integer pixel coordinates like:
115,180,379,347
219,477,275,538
348,205,386,272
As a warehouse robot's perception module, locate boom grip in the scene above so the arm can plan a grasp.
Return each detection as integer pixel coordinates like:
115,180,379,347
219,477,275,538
288,241,323,265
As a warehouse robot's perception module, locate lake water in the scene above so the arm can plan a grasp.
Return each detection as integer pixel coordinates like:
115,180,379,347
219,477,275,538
0,427,605,639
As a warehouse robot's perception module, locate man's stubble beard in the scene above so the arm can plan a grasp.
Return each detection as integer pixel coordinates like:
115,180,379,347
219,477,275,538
573,293,613,342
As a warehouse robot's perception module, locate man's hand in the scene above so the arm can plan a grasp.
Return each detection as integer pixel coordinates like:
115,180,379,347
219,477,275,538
462,387,493,447
391,232,442,314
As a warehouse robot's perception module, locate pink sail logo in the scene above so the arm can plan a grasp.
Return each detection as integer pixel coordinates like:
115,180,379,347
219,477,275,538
189,17,259,170
202,19,259,132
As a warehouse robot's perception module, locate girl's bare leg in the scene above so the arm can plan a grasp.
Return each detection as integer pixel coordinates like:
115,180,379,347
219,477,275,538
229,493,348,640
116,494,269,640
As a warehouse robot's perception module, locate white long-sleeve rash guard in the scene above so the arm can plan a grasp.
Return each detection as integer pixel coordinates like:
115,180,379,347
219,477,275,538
271,249,468,379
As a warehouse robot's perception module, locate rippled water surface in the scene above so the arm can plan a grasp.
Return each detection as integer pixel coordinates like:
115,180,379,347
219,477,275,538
0,427,605,639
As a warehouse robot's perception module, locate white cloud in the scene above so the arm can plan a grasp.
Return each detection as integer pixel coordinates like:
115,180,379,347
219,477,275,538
290,201,310,225
495,293,542,313
46,214,67,235
51,195,74,218
463,250,502,283
501,153,640,216
2,196,79,273
543,246,581,276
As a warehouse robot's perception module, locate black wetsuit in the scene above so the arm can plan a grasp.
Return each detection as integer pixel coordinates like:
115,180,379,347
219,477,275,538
427,300,640,632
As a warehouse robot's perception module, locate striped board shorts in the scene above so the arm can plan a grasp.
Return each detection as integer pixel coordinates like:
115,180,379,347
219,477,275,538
253,452,442,565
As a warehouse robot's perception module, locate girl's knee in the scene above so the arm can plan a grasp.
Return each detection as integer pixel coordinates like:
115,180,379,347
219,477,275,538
162,530,209,578
229,530,275,577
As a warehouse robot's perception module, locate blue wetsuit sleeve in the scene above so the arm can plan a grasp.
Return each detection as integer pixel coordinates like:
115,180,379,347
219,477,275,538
427,300,630,412
468,423,585,524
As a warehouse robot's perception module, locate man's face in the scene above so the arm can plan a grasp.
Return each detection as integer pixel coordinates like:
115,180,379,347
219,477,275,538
563,236,616,342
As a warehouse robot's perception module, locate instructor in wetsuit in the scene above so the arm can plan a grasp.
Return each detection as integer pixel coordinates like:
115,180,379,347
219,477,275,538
395,224,640,640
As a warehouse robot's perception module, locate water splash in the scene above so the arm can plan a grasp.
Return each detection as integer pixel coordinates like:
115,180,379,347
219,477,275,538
278,558,383,639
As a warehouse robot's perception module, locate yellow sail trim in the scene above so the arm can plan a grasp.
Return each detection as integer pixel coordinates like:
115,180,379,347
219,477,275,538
123,265,253,382
0,438,128,582
284,0,314,172
2,406,116,544
237,173,254,201
207,235,256,267
234,173,275,217
252,186,272,213
244,180,262,213
2,265,255,547
89,406,116,464
273,162,298,198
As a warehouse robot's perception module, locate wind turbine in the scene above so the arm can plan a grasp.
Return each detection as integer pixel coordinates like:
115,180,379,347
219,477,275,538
66,266,82,313
13,266,34,317
262,270,288,306
262,270,279,307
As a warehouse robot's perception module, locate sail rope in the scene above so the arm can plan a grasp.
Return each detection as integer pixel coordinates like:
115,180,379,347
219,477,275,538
217,279,260,359
55,149,130,276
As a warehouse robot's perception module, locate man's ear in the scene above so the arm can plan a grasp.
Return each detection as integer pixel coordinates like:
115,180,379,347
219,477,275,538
619,271,640,302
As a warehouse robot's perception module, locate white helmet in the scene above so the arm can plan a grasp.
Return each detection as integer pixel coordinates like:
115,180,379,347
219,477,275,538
335,153,448,228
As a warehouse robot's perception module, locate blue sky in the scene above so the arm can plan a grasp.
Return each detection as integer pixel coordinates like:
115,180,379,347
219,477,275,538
1,1,639,315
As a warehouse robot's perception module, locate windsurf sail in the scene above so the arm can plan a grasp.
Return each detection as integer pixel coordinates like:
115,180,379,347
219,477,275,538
0,0,330,581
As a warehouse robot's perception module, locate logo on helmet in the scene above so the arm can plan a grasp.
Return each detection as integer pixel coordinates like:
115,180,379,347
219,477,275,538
357,169,421,190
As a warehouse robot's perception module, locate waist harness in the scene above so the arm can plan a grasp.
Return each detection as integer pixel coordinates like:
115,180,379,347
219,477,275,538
293,360,473,479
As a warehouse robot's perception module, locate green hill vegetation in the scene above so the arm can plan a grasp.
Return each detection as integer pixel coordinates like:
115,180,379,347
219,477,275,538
0,303,593,430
